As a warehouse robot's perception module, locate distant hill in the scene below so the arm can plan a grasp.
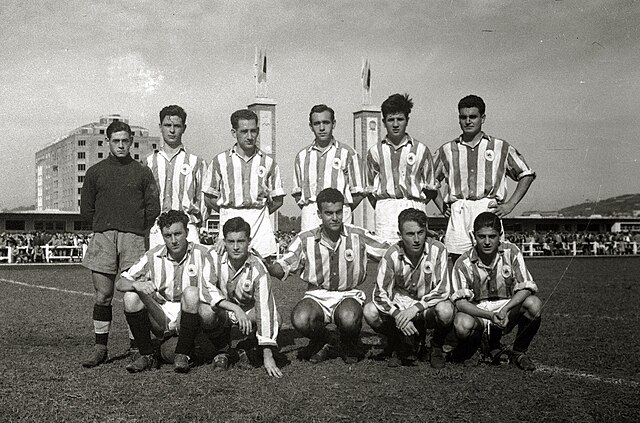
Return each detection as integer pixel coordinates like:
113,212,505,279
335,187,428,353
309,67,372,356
558,194,640,217
2,204,36,212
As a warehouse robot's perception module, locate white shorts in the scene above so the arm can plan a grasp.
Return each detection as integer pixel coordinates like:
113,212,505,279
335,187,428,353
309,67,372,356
300,203,352,232
375,198,427,242
149,222,200,250
219,206,277,258
159,301,182,335
303,288,365,324
445,198,499,255
476,299,510,334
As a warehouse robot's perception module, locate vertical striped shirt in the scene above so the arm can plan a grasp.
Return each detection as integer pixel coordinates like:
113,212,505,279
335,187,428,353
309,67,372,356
203,146,285,209
146,147,207,225
292,139,364,206
434,133,535,204
450,241,538,303
277,224,389,291
373,239,450,316
121,242,225,305
210,251,279,347
366,135,437,201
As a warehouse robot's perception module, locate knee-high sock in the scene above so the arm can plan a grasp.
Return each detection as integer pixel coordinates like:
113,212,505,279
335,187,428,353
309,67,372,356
125,310,153,355
93,304,112,347
175,312,201,356
513,317,541,354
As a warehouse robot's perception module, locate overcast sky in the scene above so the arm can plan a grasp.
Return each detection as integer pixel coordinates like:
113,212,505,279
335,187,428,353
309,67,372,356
1,0,639,216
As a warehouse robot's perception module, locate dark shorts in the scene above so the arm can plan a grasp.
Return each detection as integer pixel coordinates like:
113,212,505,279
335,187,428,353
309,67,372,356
82,230,146,275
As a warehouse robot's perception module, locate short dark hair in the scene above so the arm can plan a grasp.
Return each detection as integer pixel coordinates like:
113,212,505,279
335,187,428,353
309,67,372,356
309,104,335,124
106,121,132,139
223,217,251,239
381,93,413,120
316,188,344,211
159,105,187,124
398,208,427,233
458,95,485,115
157,210,190,232
473,212,502,233
230,109,258,129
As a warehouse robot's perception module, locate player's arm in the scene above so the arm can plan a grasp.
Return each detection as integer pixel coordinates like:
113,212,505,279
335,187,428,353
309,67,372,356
266,163,286,215
143,169,161,230
347,151,366,210
268,236,305,280
420,148,438,202
80,169,97,223
253,271,282,377
433,191,450,218
292,154,304,209
217,299,252,335
490,174,535,217
202,160,221,213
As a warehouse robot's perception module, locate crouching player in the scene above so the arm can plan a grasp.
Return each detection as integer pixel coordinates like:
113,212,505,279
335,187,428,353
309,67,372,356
451,212,542,370
363,208,453,368
269,188,389,364
211,217,283,378
115,210,227,374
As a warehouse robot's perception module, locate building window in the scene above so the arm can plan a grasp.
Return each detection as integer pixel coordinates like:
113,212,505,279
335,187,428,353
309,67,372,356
78,164,86,171
98,140,103,146
78,200,81,207
74,220,92,231
78,176,84,183
78,140,86,146
5,220,26,231
134,142,139,148
152,143,157,149
98,152,103,158
99,129,105,134
134,154,139,160
77,152,85,159
78,188,82,194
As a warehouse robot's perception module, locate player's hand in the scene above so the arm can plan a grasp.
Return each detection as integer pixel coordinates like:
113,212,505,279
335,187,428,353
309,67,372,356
400,321,418,336
488,200,514,217
151,292,166,305
235,309,252,336
263,348,283,378
213,238,226,255
490,312,507,329
132,280,156,295
394,307,418,329
495,309,509,328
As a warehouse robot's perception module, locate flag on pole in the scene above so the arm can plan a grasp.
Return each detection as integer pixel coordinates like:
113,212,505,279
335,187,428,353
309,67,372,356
258,49,267,83
361,58,370,90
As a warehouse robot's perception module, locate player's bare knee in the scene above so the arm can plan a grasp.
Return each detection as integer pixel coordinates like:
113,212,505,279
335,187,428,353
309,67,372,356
453,313,475,339
523,295,542,319
362,302,381,328
435,300,454,325
198,303,215,326
291,301,323,334
123,292,144,312
180,286,200,313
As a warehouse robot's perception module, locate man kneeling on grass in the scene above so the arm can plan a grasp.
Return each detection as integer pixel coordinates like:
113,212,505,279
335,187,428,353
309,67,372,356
210,217,283,378
451,212,542,371
363,208,453,368
115,210,228,373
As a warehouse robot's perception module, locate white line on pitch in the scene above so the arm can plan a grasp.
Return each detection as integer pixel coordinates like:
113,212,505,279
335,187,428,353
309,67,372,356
0,277,122,302
550,312,630,322
536,364,639,388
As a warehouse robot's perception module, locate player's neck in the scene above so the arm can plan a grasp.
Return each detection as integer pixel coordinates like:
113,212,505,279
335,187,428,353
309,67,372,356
321,227,341,244
386,133,406,146
405,249,424,267
314,138,332,150
476,249,496,267
235,145,256,160
461,131,483,146
162,141,183,157
228,256,248,273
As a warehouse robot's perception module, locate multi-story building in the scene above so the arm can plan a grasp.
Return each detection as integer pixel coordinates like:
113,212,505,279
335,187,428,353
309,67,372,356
35,114,159,211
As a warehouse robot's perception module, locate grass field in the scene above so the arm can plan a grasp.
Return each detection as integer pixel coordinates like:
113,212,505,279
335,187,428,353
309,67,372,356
1,257,639,422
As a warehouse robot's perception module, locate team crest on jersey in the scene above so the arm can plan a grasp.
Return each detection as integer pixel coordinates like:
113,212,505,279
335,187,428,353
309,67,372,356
501,265,512,278
242,279,252,290
344,249,354,262
423,260,433,274
332,158,342,170
484,150,495,162
187,264,198,277
180,163,192,176
257,165,267,178
406,152,416,166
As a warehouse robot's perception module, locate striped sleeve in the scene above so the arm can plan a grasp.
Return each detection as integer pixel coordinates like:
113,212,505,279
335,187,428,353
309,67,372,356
252,265,279,346
121,252,151,282
372,254,400,316
365,147,380,195
433,146,446,183
202,158,220,197
361,230,390,261
510,246,538,294
420,146,438,192
450,256,475,302
199,249,225,306
268,159,286,198
291,151,303,199
275,235,306,280
505,144,535,181
417,242,450,309
347,149,365,195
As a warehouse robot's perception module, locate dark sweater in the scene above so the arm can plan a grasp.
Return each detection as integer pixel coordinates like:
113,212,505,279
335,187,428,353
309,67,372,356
81,154,161,236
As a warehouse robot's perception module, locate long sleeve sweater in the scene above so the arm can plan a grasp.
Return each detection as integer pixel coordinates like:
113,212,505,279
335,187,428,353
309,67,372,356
81,154,161,236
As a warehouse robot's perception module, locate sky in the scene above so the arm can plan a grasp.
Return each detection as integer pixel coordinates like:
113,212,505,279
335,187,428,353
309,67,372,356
1,0,639,217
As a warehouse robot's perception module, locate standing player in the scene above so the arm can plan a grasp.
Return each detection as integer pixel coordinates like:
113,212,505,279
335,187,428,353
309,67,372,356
203,109,284,259
293,104,365,231
268,188,389,364
451,212,542,370
116,210,227,373
363,208,453,368
366,93,437,242
211,217,283,378
147,105,207,248
80,120,160,367
434,95,536,263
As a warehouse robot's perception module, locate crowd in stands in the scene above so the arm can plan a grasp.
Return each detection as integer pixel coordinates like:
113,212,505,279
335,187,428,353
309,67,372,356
2,229,640,263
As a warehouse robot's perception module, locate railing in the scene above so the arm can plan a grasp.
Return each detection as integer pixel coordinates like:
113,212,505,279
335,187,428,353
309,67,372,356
519,241,639,256
0,245,87,263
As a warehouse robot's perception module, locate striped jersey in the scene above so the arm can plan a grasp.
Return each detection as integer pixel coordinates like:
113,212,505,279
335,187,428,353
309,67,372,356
121,242,224,305
292,139,364,206
451,241,538,303
366,135,437,201
277,224,389,291
210,250,279,346
373,239,450,316
434,133,535,204
146,147,207,225
203,146,285,209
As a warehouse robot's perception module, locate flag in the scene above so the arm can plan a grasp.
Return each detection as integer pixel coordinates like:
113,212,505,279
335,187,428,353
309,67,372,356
258,49,267,83
361,58,370,90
